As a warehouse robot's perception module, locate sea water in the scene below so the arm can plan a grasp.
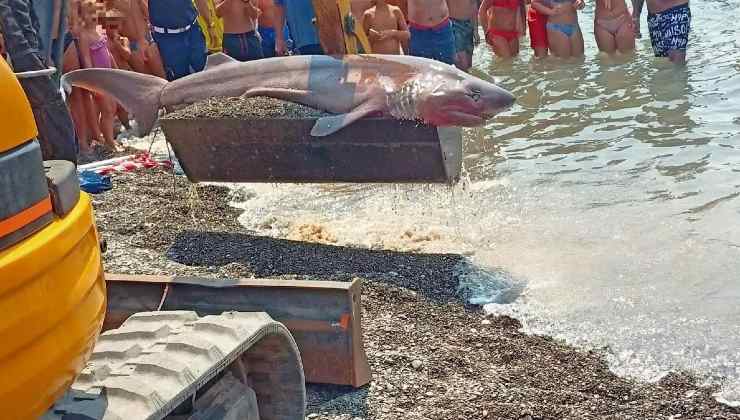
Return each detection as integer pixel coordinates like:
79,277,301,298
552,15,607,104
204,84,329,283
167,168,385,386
129,0,740,404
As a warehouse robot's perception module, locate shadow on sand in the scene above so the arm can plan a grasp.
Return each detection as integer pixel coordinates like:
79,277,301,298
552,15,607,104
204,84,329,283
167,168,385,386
166,230,467,304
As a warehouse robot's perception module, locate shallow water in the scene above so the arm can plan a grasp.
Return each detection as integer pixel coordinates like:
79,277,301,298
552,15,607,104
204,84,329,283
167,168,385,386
131,0,739,405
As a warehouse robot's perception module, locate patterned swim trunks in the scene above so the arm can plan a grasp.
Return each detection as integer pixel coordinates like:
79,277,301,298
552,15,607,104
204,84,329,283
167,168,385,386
647,3,691,57
451,18,474,55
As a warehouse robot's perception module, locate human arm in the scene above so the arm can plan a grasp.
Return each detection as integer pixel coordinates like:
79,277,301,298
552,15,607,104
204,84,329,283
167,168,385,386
530,0,559,16
361,10,381,41
77,32,94,69
376,8,410,42
391,8,410,41
273,2,287,55
471,0,480,44
243,0,261,19
478,0,492,34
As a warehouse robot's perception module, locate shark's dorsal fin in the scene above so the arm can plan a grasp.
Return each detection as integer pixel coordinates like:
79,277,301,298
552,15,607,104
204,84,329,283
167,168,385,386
205,53,238,70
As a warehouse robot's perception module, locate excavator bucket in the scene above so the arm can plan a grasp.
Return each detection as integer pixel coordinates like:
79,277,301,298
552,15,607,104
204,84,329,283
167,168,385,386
160,113,463,184
103,274,371,388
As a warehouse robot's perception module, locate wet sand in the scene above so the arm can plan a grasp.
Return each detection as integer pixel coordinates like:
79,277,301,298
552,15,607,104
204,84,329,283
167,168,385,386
91,169,740,420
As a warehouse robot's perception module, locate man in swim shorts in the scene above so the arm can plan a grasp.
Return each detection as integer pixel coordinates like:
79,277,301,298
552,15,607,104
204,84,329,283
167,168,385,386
448,0,478,71
407,0,456,65
643,0,690,64
216,0,263,61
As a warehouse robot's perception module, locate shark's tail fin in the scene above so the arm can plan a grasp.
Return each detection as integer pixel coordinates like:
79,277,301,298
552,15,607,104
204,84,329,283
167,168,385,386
61,69,167,136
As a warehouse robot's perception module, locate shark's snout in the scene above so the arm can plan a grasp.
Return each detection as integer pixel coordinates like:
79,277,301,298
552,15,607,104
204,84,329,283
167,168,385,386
487,86,516,111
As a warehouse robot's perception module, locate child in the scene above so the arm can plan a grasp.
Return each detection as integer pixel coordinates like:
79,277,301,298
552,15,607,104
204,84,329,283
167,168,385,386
479,0,526,58
77,0,121,152
216,0,263,61
362,0,410,55
531,0,583,58
594,0,634,54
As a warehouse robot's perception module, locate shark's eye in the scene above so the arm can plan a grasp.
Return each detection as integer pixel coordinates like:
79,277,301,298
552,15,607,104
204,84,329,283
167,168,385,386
469,90,481,101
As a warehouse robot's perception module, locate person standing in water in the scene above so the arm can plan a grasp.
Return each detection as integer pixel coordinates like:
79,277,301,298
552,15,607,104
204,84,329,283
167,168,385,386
216,0,263,61
448,0,479,71
479,0,525,58
531,0,583,58
641,0,690,64
406,0,456,64
594,0,635,54
361,0,410,54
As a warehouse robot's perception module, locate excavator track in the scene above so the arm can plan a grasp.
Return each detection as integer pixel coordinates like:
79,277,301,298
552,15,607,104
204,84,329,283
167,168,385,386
44,311,306,420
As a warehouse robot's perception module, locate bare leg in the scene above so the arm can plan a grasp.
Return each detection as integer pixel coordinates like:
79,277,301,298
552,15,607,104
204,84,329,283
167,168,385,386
145,43,167,79
571,27,584,57
96,94,120,151
615,19,636,53
594,24,616,54
631,0,644,38
69,89,92,153
533,46,548,58
509,38,520,55
83,90,103,146
454,51,471,72
547,28,572,58
667,49,686,65
490,35,514,58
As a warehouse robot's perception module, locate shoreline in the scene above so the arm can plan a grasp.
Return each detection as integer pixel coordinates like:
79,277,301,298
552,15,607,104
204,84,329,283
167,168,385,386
91,169,740,419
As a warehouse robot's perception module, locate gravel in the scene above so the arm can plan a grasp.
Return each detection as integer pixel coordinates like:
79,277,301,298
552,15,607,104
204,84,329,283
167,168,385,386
92,169,740,420
164,96,330,120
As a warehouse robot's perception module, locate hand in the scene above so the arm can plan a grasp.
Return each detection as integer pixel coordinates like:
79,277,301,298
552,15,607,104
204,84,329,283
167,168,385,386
573,0,585,9
275,37,287,56
380,29,395,39
368,29,384,40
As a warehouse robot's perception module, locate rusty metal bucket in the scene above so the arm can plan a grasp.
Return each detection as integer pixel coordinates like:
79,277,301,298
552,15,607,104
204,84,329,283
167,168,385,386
104,273,371,388
159,115,462,184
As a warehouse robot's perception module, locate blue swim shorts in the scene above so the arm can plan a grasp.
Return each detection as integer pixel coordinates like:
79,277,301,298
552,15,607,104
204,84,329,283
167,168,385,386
409,18,456,65
647,3,691,57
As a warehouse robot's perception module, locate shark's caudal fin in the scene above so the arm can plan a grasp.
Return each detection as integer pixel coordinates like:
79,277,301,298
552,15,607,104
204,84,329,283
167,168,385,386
61,69,167,136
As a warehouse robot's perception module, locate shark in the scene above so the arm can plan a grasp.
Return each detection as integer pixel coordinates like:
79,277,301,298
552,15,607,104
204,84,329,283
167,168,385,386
61,53,516,137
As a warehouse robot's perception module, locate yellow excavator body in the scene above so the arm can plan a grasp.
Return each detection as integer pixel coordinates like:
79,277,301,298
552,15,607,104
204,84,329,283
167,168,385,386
0,58,106,419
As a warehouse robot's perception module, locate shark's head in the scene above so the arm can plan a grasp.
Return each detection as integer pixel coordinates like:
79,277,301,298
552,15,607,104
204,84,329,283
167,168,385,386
415,68,515,127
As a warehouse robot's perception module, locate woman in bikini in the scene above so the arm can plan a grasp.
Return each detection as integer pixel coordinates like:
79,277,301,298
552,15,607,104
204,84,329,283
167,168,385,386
479,0,526,58
531,0,583,58
594,0,634,54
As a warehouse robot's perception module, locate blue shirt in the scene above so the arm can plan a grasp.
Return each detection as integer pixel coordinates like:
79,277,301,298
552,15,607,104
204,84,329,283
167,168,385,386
274,0,320,49
148,0,198,29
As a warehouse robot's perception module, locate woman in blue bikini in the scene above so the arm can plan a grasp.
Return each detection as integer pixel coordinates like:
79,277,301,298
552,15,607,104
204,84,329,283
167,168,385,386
531,0,583,58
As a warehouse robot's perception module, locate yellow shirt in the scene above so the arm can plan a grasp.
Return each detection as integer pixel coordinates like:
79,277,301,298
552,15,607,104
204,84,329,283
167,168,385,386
195,0,224,52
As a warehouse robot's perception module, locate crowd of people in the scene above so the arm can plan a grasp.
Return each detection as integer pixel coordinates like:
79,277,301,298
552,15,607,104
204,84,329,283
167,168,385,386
2,0,691,159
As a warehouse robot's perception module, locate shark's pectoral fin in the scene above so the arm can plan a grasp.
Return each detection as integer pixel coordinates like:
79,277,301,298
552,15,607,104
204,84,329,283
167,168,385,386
241,87,314,103
205,52,238,70
310,101,382,137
